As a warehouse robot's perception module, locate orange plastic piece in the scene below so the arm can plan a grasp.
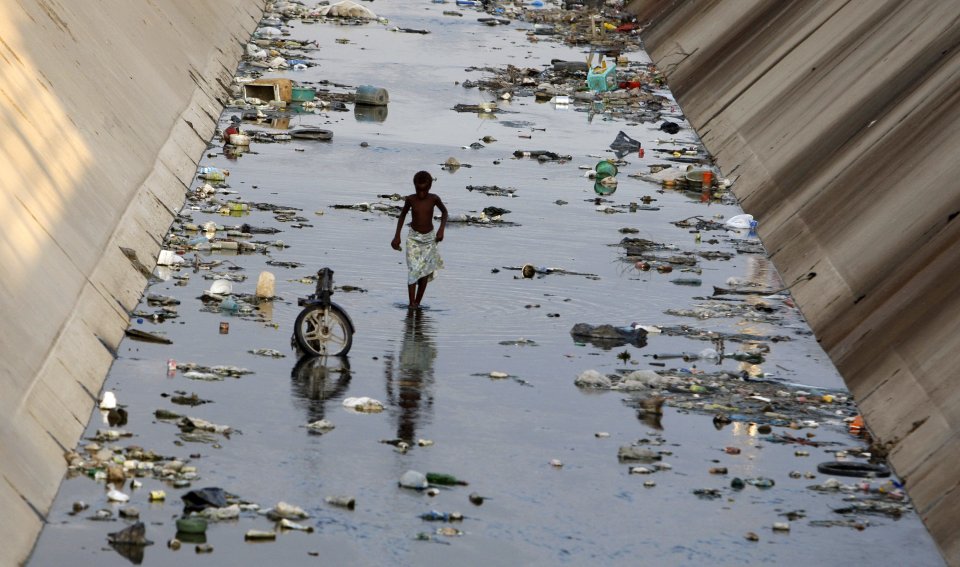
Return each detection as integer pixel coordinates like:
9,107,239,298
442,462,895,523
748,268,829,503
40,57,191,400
849,415,865,435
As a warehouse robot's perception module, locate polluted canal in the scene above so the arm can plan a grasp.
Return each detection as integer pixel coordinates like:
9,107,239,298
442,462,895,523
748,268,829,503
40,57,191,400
30,2,943,566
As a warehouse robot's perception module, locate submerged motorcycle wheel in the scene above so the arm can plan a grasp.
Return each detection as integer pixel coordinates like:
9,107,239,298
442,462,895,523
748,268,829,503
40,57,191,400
294,304,353,357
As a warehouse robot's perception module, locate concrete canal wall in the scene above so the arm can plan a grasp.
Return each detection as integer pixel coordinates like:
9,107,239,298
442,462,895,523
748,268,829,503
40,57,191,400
626,0,960,563
0,1,262,564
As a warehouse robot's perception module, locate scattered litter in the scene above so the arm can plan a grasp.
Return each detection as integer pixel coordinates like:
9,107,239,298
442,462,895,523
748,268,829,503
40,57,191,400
570,323,647,348
342,397,385,413
248,348,285,358
399,470,428,490
107,484,130,503
304,419,335,434
244,530,276,541
265,501,309,520
183,488,229,513
108,522,153,546
325,496,356,510
617,446,661,463
279,518,315,531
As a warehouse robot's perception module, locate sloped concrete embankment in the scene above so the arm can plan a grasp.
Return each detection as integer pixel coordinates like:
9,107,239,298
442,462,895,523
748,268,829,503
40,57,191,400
626,0,960,563
0,1,263,564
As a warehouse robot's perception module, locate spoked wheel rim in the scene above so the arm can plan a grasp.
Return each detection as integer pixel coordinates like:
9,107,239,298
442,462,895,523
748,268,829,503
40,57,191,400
300,306,351,356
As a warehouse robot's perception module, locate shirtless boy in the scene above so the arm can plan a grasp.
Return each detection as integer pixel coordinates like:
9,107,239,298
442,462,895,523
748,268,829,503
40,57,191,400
391,171,448,308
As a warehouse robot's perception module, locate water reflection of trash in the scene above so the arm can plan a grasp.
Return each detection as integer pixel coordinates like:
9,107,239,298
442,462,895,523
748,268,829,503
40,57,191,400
107,522,152,564
570,323,648,350
354,103,388,122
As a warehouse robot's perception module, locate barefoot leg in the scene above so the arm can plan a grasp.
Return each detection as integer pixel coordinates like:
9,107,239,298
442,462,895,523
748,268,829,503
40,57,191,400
407,282,417,308
414,276,429,307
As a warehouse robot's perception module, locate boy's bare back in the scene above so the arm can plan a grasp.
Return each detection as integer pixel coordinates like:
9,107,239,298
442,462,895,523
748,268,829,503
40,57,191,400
406,193,443,234
391,172,447,250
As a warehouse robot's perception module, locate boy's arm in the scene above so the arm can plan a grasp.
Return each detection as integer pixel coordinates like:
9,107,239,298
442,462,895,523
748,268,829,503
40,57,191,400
435,196,448,242
391,198,410,250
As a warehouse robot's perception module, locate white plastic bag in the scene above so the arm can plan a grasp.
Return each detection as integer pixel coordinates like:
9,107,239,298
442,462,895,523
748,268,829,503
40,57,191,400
724,214,754,229
156,250,184,266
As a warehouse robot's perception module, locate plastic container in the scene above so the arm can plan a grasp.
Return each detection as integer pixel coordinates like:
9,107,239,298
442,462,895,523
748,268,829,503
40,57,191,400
684,167,717,189
355,85,389,106
176,517,208,534
595,160,617,179
291,87,316,102
255,271,275,298
594,160,618,196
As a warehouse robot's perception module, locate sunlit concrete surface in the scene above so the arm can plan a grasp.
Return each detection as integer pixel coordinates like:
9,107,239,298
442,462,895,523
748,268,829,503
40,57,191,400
0,1,263,564
626,0,960,563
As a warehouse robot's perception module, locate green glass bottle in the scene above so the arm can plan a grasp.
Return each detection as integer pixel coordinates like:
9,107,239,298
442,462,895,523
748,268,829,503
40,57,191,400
426,472,468,486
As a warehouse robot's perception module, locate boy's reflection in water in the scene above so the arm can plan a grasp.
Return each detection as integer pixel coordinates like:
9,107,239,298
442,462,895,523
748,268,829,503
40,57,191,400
290,355,352,423
383,309,436,443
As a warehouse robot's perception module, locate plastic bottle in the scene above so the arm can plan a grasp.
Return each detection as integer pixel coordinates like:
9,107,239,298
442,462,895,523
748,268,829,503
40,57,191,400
399,470,428,489
698,348,720,362
419,510,464,522
198,167,228,181
219,297,239,313
325,496,356,510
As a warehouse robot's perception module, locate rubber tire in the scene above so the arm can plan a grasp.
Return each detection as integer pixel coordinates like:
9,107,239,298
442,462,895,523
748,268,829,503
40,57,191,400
294,304,353,357
816,461,891,478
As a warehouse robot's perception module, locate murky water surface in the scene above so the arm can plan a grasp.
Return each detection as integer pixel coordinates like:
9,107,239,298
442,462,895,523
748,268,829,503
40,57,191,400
30,4,942,566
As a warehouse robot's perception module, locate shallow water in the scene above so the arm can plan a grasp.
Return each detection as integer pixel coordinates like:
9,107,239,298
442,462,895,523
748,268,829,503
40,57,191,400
30,4,942,566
